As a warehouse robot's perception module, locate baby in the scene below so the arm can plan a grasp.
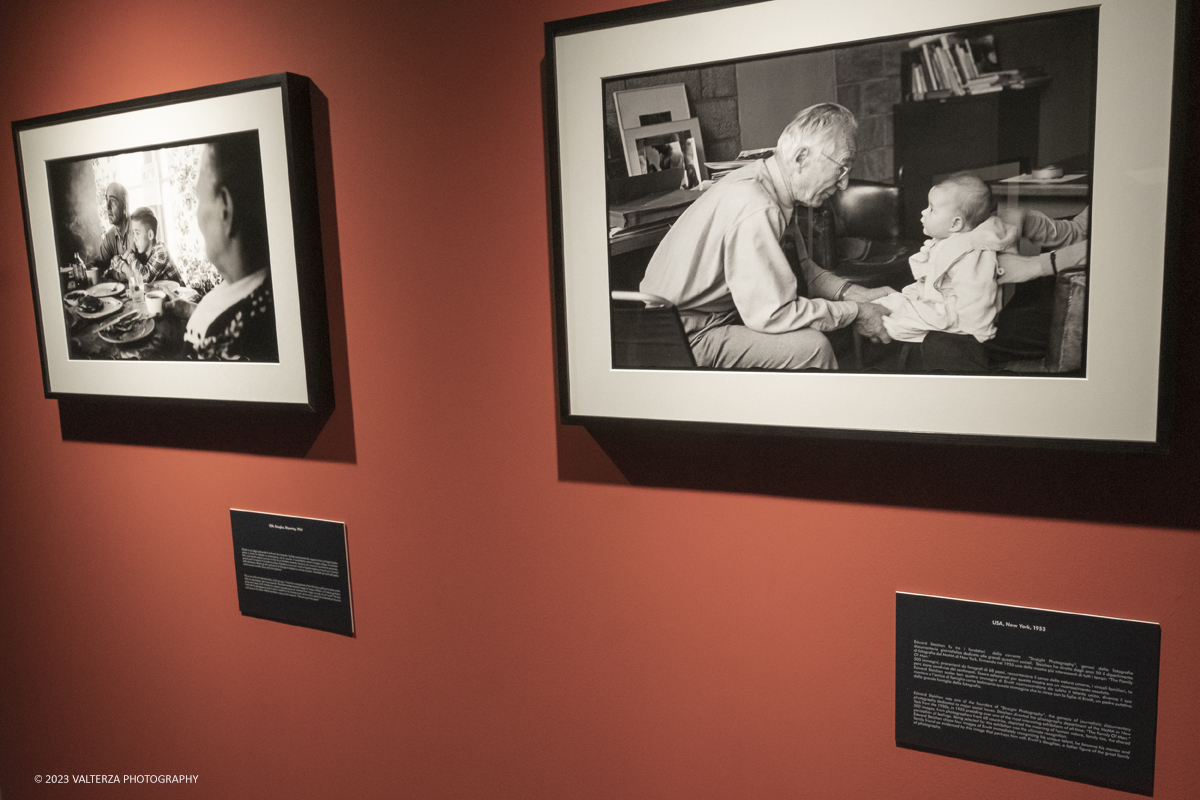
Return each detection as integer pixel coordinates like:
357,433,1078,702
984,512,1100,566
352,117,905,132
110,207,183,284
875,173,1019,345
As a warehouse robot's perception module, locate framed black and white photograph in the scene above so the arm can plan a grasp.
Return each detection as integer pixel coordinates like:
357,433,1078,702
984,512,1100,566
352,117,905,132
13,73,332,412
545,0,1187,448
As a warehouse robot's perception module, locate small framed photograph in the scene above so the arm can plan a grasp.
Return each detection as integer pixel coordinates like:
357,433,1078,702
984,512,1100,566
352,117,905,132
13,72,332,412
613,84,691,131
622,117,707,187
545,0,1187,449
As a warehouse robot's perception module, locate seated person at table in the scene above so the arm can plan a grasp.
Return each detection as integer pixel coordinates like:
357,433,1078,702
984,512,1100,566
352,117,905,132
175,133,279,362
110,207,183,285
638,103,892,370
873,173,1019,371
94,182,133,275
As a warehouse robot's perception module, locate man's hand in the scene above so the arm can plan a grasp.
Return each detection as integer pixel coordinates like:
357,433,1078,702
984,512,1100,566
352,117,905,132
843,283,896,303
854,301,892,344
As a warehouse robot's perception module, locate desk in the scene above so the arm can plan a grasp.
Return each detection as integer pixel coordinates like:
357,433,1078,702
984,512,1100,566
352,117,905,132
608,220,673,257
607,209,690,291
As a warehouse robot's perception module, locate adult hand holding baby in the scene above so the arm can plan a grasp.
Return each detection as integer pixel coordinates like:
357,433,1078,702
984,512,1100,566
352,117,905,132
843,284,896,344
994,206,1089,284
853,301,893,344
843,284,896,303
996,205,1028,231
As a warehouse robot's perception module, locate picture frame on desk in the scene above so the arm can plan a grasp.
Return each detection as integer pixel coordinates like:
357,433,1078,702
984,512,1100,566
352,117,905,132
13,73,333,413
621,117,707,187
544,0,1187,450
613,84,691,133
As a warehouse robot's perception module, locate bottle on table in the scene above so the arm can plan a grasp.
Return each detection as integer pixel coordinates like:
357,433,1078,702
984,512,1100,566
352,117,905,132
127,263,148,316
65,253,88,292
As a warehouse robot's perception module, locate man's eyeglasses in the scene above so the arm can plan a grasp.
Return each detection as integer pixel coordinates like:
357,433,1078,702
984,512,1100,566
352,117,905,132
818,150,853,181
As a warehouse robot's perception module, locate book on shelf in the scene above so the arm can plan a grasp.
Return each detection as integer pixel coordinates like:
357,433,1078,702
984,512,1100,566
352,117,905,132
965,73,1002,87
910,64,928,99
935,47,965,95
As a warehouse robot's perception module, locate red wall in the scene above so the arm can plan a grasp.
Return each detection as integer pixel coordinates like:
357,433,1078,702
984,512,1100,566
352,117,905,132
2,1,1200,798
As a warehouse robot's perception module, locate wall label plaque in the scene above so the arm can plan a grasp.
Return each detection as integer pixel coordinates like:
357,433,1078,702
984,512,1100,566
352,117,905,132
231,509,353,636
896,592,1159,795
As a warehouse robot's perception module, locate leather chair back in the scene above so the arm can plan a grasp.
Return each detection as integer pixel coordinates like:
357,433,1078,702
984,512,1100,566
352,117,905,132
831,180,904,242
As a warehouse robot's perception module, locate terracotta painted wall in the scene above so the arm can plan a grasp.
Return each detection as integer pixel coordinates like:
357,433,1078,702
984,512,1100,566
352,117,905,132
2,1,1199,799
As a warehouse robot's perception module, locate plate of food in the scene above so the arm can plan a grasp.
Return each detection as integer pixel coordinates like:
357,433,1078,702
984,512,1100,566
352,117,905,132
98,314,154,344
74,295,122,318
88,281,125,297
63,289,89,307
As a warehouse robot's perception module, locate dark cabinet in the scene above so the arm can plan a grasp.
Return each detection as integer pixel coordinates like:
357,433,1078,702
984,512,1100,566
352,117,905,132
893,89,1043,238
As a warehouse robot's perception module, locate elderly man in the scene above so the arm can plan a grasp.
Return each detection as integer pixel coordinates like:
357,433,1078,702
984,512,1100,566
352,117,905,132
93,182,133,276
175,133,278,362
639,103,892,370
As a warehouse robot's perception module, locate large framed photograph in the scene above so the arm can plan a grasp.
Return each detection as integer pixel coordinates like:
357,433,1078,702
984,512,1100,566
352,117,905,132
13,73,332,412
545,0,1187,448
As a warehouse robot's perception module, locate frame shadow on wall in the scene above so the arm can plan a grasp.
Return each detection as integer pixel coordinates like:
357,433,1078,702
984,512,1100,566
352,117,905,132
56,86,357,463
556,396,1200,530
556,203,1199,528
556,188,1198,530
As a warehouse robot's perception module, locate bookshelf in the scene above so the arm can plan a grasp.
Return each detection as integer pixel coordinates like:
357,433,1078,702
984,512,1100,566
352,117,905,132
893,87,1044,240
892,26,1058,239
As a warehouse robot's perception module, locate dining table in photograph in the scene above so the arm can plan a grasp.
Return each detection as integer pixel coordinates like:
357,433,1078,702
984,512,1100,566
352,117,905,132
62,280,199,361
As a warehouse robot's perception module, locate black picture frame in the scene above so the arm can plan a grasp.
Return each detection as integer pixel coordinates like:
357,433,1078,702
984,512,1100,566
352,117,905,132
544,0,1188,450
13,72,333,413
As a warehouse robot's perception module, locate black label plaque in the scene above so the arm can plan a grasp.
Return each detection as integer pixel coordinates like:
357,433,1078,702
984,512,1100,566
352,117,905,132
896,593,1159,795
232,509,353,636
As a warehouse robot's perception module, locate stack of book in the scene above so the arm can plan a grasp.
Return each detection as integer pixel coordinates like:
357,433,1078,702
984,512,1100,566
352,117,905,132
908,33,1047,101
608,188,698,230
704,148,774,182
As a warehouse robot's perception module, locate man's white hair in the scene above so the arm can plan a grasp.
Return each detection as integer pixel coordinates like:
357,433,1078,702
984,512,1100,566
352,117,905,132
776,103,858,167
